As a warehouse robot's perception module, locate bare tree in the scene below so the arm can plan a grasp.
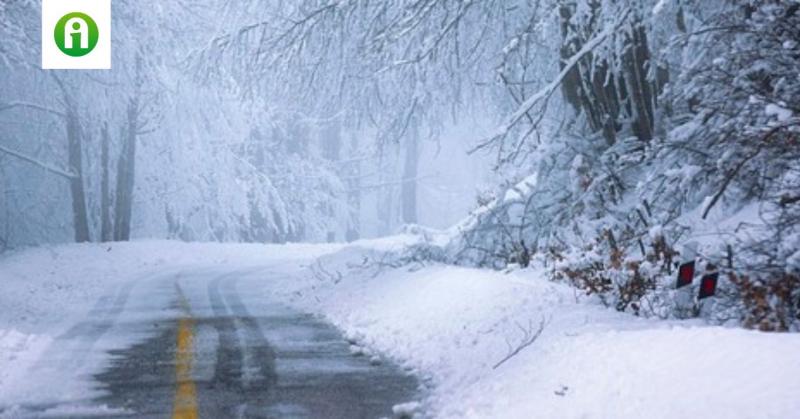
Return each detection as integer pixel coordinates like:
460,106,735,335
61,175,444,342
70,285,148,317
100,123,113,242
401,122,419,225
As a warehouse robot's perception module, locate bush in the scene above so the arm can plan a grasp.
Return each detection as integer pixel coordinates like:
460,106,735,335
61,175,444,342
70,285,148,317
729,273,800,332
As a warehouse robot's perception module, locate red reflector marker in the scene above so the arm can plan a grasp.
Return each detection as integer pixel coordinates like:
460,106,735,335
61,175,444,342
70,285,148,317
698,272,719,300
676,261,695,288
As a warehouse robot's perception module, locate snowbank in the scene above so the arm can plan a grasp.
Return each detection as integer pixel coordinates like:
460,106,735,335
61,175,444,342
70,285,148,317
280,246,800,418
0,330,52,402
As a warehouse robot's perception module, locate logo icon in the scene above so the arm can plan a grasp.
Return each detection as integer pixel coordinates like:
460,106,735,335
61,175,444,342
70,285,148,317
54,12,99,57
42,0,111,70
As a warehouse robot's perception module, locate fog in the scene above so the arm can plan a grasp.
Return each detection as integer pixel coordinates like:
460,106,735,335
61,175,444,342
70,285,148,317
1,1,503,248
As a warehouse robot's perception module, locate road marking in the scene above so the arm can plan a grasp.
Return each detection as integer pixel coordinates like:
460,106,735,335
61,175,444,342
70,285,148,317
173,285,198,419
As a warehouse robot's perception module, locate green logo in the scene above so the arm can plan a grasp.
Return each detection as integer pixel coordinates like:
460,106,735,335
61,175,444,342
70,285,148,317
54,12,99,57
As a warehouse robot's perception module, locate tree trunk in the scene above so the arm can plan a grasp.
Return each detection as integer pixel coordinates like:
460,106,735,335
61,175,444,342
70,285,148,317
376,144,396,236
113,54,143,242
321,118,341,161
321,118,341,242
345,135,361,242
558,4,660,144
114,99,138,241
100,123,113,242
67,110,90,243
623,22,655,142
401,124,419,224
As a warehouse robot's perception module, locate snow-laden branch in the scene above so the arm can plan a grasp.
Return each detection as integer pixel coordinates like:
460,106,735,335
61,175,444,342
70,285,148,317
471,9,632,155
381,0,477,67
0,144,78,179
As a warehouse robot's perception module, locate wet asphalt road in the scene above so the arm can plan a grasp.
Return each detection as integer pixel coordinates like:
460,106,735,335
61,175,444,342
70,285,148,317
4,270,419,418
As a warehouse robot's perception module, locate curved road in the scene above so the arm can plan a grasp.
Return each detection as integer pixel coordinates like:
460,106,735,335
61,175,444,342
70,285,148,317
6,269,419,418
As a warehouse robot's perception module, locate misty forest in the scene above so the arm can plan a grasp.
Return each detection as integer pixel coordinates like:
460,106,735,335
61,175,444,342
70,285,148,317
1,1,799,418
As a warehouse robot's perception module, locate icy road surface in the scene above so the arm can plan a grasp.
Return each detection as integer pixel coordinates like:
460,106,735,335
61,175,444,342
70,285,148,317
1,268,418,418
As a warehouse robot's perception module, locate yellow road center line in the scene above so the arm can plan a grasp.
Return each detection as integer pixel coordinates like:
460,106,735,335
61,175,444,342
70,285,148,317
173,286,198,419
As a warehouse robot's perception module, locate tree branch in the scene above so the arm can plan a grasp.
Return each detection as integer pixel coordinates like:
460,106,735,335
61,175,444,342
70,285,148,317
701,124,787,219
493,316,549,369
471,9,632,155
0,144,78,179
0,101,66,118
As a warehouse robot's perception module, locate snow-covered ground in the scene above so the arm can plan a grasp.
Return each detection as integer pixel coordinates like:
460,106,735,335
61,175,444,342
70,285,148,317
1,239,799,418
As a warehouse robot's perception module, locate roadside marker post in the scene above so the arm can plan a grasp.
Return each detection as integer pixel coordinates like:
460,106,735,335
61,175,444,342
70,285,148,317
673,242,699,315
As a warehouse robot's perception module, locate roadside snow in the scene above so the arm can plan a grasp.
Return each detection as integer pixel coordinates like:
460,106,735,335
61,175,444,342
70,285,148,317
765,103,793,122
0,330,52,400
280,246,800,419
1,239,799,418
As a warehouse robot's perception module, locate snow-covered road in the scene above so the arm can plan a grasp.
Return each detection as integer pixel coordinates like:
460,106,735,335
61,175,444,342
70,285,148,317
1,266,417,418
1,240,799,418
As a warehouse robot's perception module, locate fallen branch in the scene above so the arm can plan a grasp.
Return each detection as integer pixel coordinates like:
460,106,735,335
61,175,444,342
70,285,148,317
493,316,549,369
310,258,342,284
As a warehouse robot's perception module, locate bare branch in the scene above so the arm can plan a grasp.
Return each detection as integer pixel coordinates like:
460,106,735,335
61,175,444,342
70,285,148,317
493,316,549,369
701,123,788,219
0,101,66,118
0,143,78,179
